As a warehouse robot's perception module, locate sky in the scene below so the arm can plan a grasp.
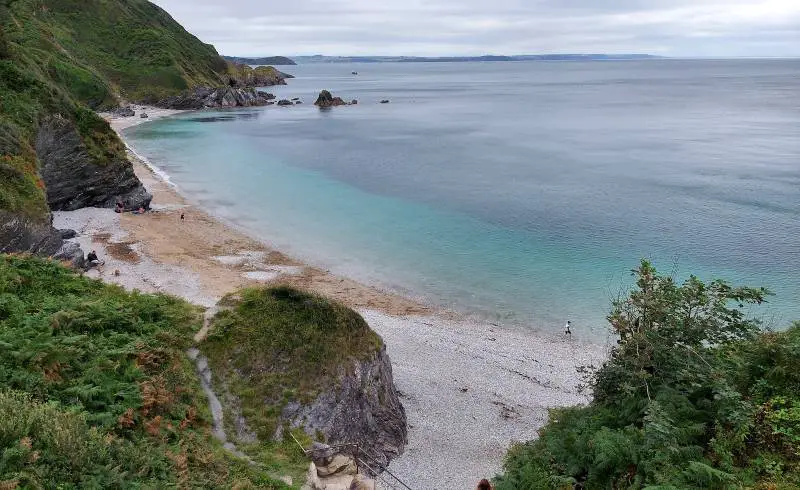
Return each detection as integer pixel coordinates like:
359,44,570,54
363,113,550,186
152,0,800,58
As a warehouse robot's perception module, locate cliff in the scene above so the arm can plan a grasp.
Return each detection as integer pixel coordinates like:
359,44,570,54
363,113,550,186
201,286,408,466
0,0,291,257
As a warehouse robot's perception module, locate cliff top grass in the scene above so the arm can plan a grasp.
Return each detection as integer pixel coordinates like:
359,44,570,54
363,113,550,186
0,0,230,222
202,286,383,442
0,254,287,488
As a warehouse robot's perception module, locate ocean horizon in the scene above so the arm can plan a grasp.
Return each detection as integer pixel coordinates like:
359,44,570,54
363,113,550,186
124,59,800,338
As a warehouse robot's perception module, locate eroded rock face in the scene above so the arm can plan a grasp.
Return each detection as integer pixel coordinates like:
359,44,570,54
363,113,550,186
281,345,408,466
0,211,84,268
156,86,274,109
35,116,151,211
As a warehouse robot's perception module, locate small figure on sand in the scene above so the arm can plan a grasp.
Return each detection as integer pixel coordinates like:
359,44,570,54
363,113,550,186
476,479,493,490
180,212,185,221
132,206,146,215
114,201,124,213
564,320,572,337
85,250,104,270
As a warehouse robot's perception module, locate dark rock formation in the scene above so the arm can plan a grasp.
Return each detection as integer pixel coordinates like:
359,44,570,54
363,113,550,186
259,92,276,100
0,211,84,268
380,100,390,104
226,63,292,88
314,90,347,108
280,345,407,466
58,228,77,239
350,99,358,105
140,112,148,118
35,116,152,212
157,86,274,109
291,97,300,101
113,105,135,117
277,99,293,106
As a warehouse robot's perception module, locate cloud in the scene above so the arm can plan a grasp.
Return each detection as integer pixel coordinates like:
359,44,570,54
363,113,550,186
152,0,800,57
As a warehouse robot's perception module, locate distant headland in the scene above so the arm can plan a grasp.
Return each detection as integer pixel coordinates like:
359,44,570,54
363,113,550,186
226,53,662,65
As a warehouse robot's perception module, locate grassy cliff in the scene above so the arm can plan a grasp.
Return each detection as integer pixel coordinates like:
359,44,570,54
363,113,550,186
0,0,235,224
0,255,289,488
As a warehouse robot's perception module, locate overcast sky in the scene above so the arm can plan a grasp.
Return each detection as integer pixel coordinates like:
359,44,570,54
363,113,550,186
152,0,800,58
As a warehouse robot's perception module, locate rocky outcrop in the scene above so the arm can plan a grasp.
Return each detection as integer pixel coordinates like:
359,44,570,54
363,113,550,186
35,116,151,211
277,99,293,106
156,86,274,109
226,63,293,88
315,90,347,108
113,105,135,117
0,211,84,268
302,445,377,490
281,345,407,466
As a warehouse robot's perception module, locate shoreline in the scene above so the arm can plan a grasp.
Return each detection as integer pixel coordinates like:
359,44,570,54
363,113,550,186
57,106,609,489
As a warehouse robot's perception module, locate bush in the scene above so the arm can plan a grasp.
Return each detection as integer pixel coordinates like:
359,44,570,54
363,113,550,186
496,261,800,489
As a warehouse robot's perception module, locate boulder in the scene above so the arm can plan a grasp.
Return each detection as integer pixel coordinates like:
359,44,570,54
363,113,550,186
58,228,77,239
113,105,135,117
0,211,84,269
314,90,347,108
291,97,300,101
350,100,358,105
140,112,148,118
277,99,293,106
350,475,376,490
380,100,390,104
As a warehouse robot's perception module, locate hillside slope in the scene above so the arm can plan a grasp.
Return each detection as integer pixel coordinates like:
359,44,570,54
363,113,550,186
0,0,287,256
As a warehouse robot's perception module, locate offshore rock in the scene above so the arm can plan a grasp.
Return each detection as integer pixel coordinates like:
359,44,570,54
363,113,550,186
277,99,293,106
35,115,152,211
314,90,347,108
281,345,407,466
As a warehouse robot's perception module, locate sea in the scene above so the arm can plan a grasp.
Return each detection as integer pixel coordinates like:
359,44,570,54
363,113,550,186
124,59,800,338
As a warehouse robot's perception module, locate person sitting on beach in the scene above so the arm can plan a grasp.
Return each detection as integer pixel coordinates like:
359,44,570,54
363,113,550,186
85,250,104,270
114,202,124,213
476,479,493,490
564,320,572,336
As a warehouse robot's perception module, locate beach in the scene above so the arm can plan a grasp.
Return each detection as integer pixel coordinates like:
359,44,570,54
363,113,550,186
54,107,609,489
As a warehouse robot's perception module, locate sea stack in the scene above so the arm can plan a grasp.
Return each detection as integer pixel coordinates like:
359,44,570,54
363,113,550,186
314,90,347,108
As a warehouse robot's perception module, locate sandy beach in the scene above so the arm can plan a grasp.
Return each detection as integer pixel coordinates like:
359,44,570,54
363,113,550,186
53,107,609,489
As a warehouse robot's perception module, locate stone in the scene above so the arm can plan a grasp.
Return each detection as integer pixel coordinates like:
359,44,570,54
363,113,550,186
277,99,293,106
113,105,135,117
0,211,85,269
35,115,152,211
314,90,347,108
291,97,300,101
140,112,148,118
350,100,358,105
350,475,376,490
380,100,390,104
58,228,77,239
315,454,357,478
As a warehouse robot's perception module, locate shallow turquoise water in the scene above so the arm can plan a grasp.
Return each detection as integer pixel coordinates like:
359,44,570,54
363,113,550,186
125,60,800,336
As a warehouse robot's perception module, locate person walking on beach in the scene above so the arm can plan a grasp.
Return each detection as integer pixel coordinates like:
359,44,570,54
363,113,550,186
564,320,572,337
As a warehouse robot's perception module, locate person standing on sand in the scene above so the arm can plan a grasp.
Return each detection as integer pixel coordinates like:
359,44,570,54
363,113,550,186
180,212,185,221
564,320,572,336
477,479,493,490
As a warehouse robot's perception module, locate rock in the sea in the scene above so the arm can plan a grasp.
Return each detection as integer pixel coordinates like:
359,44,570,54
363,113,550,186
258,91,276,100
113,105,135,117
291,97,300,101
295,101,303,104
314,90,347,108
351,99,358,105
380,100,390,104
35,115,152,211
277,99,293,106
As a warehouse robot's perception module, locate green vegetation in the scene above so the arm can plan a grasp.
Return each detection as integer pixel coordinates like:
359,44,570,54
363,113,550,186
496,260,799,489
0,0,232,222
0,255,287,488
202,287,382,467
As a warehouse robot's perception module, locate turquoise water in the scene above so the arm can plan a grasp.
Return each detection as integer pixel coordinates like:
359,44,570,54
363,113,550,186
125,60,800,336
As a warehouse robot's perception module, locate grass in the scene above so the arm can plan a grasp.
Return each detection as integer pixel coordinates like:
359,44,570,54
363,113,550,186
0,255,289,488
0,0,232,222
202,286,383,451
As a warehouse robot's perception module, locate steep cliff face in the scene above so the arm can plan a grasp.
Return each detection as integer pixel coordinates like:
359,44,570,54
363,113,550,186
201,287,408,467
281,345,408,465
0,211,84,267
36,116,151,211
